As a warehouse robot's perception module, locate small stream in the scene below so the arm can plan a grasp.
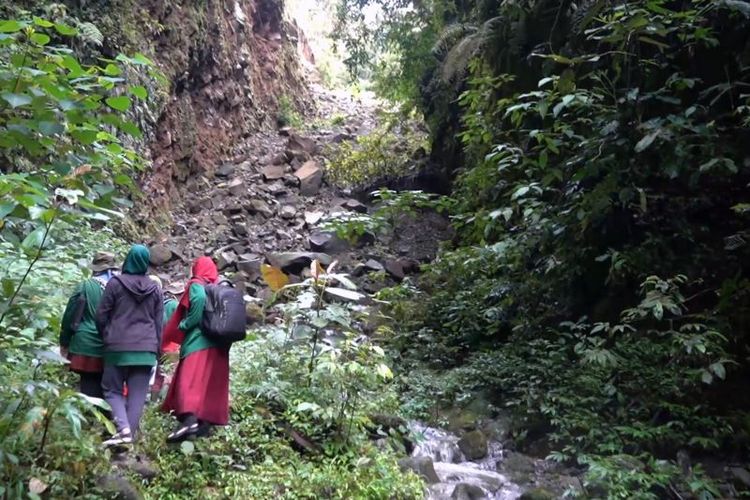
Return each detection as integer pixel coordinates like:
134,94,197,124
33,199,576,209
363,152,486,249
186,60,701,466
409,422,524,499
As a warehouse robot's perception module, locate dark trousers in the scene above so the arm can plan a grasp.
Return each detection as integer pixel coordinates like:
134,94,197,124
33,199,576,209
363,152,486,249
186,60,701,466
79,372,104,399
102,364,151,435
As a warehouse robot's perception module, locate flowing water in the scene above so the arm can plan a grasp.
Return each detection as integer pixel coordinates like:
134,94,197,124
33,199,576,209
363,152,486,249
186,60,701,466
409,422,524,499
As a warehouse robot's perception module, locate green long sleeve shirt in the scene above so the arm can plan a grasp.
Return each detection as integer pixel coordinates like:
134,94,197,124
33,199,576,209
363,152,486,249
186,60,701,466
179,283,220,358
60,279,105,358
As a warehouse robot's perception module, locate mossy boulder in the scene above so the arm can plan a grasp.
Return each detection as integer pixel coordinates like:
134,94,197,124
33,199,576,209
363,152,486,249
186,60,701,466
457,429,488,460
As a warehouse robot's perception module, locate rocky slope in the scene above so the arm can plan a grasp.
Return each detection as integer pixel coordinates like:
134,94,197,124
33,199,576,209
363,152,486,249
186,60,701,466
146,82,453,303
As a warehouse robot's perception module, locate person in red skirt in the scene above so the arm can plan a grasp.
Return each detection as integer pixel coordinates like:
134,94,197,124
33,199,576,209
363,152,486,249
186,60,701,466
161,256,230,442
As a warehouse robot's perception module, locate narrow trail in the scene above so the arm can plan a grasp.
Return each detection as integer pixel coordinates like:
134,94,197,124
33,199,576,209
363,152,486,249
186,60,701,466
151,82,449,298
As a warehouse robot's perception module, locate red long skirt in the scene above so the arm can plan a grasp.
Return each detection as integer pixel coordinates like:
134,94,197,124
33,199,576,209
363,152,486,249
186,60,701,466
161,347,230,425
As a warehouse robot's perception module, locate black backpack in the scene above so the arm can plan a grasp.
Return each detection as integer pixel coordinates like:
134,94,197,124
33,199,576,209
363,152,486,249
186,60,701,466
201,282,247,345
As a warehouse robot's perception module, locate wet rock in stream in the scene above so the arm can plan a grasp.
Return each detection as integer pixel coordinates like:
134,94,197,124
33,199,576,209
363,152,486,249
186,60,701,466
409,422,581,500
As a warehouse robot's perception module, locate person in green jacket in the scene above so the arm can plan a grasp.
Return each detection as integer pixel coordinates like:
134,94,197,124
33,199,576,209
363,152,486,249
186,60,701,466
60,251,119,398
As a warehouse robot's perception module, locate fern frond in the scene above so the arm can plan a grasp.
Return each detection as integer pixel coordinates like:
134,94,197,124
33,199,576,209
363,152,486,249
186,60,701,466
77,22,104,46
431,23,478,60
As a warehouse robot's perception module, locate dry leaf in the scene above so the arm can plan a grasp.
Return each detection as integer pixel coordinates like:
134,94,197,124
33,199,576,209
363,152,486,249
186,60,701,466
311,259,325,280
67,164,92,178
326,260,339,274
261,264,289,292
29,478,48,494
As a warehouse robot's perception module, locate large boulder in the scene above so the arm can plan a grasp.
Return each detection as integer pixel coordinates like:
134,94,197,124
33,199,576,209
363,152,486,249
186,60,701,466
286,133,317,156
398,456,440,484
295,160,323,196
266,252,332,274
458,430,488,460
149,244,173,266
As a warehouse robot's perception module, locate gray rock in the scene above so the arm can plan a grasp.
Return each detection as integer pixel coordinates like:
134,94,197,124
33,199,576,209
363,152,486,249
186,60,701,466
398,456,440,484
149,244,172,266
341,198,367,213
96,473,142,500
266,252,332,274
223,201,243,215
227,178,245,197
308,232,350,254
237,259,262,280
262,165,286,181
286,133,318,155
730,467,750,489
112,453,158,481
458,430,488,460
304,211,324,226
519,488,555,500
280,205,297,219
215,163,235,177
451,483,486,500
364,259,385,272
232,223,248,237
212,213,229,226
216,251,238,270
295,160,323,196
385,259,405,281
283,174,300,187
265,181,288,196
294,160,323,196
247,199,274,218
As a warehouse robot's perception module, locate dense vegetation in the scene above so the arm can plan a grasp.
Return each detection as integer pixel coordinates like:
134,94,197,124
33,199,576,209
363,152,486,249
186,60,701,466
333,0,750,497
0,15,419,499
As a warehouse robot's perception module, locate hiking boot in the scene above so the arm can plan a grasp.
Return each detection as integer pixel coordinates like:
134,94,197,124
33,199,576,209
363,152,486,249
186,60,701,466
102,429,133,448
166,421,199,443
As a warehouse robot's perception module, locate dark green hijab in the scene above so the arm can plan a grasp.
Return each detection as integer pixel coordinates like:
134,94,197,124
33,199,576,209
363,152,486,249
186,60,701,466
122,244,150,275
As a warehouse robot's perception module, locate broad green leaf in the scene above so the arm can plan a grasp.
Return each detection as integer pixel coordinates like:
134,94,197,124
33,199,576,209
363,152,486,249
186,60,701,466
1,92,32,108
129,85,148,99
33,17,54,28
54,23,78,36
0,20,23,33
180,441,195,456
21,226,46,251
30,33,50,45
105,96,131,111
635,130,660,153
324,287,365,302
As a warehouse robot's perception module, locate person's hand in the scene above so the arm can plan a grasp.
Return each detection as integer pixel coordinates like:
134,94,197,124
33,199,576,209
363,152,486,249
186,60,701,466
60,346,69,359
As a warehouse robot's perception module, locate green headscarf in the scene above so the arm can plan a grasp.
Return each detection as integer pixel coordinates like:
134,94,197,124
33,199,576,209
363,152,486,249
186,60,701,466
122,244,150,275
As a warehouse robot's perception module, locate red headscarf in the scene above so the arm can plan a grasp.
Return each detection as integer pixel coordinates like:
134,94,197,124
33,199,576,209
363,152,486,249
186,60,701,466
162,257,219,352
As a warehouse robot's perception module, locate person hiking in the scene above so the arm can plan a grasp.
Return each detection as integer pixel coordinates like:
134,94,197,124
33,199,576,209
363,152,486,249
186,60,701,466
162,256,230,442
147,275,179,402
96,245,163,447
59,251,118,398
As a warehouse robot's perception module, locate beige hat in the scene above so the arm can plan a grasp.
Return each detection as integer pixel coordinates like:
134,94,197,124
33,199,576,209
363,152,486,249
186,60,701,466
91,251,117,272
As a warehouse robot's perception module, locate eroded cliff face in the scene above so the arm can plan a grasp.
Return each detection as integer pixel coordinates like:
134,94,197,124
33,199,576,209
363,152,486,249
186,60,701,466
137,0,311,211
5,0,310,215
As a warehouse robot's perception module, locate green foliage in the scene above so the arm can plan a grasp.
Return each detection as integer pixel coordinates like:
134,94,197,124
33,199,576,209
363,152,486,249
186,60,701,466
0,222,127,496
0,16,152,497
136,264,422,499
349,0,750,497
277,95,303,128
325,118,429,187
